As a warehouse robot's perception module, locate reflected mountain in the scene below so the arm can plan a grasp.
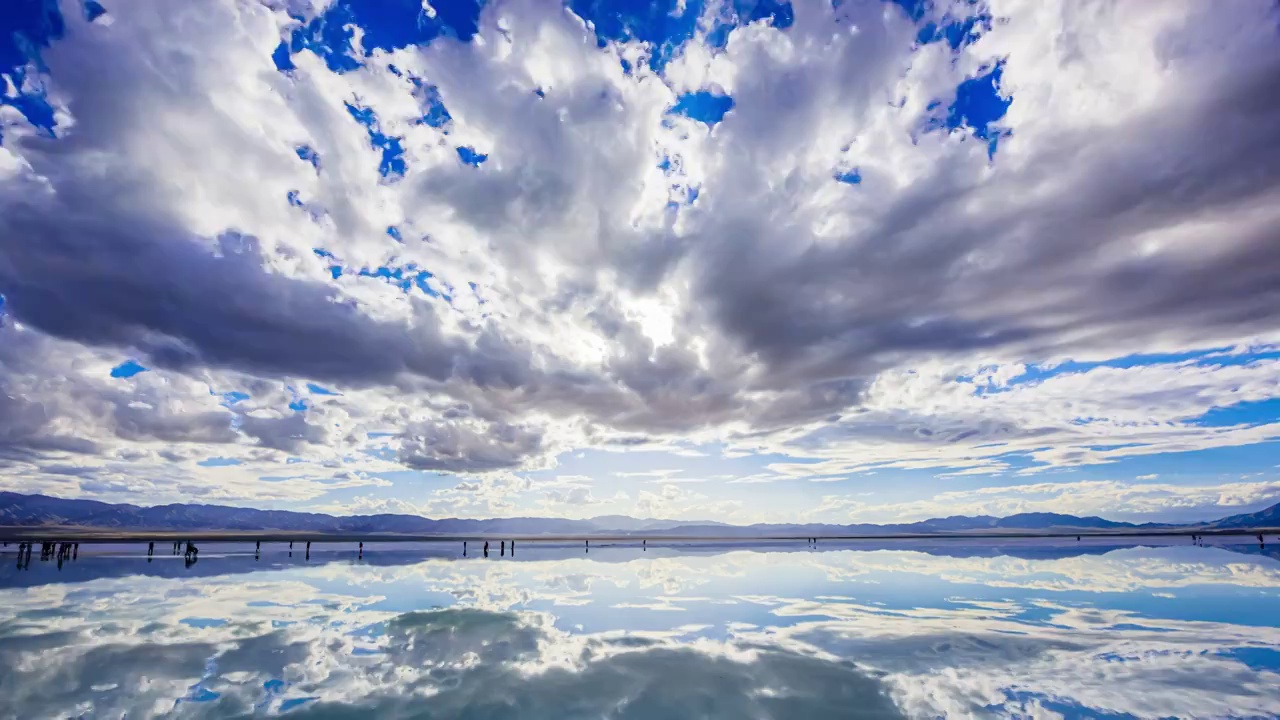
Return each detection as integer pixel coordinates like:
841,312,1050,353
3,540,1280,717
5,536,1280,590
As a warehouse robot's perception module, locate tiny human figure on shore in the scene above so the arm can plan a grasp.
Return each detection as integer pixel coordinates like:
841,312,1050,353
256,541,260,552
483,541,489,557
148,541,154,556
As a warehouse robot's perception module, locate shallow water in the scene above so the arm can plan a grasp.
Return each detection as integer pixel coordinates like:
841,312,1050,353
3,536,1280,718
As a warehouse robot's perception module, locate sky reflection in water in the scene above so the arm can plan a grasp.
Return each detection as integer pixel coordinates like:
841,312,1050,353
3,538,1280,718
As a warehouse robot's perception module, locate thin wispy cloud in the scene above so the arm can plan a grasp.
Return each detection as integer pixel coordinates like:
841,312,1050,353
0,0,1277,521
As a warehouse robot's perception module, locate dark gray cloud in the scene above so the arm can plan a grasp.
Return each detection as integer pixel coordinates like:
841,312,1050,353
0,197,463,386
397,418,546,473
0,0,1278,488
692,44,1280,382
0,602,905,719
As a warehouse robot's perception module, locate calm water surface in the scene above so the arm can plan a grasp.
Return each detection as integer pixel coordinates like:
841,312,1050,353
3,537,1280,718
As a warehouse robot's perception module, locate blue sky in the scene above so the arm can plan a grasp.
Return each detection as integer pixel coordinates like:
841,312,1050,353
1,0,1279,524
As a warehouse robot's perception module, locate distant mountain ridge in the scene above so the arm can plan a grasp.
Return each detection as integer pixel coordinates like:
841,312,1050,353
1205,502,1280,530
1,492,1277,536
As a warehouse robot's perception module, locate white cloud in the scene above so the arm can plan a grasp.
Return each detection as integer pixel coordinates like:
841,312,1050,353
5,543,1280,718
0,0,1278,517
811,478,1280,524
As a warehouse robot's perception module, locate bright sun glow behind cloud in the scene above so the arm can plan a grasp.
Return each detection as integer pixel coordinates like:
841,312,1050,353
1,0,1278,523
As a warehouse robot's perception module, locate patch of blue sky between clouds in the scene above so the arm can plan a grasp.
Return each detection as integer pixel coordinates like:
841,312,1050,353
197,457,243,468
83,1,106,23
357,262,449,300
914,9,992,50
410,77,452,129
884,1,1011,160
272,41,295,72
276,0,484,75
295,145,320,171
287,191,327,223
657,153,699,208
285,386,309,413
109,359,147,378
834,168,862,185
668,90,734,125
0,0,64,138
945,61,1012,158
1190,398,1280,429
570,0,704,73
967,347,1280,396
1220,648,1280,674
311,248,343,279
705,0,794,49
177,689,220,705
455,146,487,167
570,0,794,74
344,102,406,178
312,250,454,296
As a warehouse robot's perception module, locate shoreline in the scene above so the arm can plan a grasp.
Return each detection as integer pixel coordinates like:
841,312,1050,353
3,528,1278,544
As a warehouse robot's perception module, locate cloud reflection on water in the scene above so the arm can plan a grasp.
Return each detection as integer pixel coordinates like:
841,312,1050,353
1,540,1279,718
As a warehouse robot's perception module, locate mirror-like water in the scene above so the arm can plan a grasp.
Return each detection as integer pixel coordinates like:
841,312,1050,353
3,537,1279,718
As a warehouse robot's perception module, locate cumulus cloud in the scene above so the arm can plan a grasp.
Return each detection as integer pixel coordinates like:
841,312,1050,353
1,0,1278,515
5,542,1280,718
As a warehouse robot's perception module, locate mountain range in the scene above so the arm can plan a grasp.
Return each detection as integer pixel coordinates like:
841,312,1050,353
2,492,1279,536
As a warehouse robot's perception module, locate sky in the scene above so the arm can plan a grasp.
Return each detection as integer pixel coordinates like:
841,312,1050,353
0,0,1278,525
